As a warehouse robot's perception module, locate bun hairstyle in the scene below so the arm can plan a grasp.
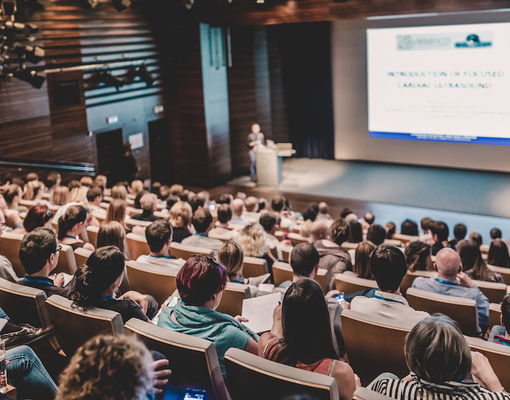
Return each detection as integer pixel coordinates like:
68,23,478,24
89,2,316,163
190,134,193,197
58,205,88,240
68,246,125,309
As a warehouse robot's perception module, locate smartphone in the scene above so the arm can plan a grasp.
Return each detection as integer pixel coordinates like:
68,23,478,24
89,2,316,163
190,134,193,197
209,204,215,211
334,293,344,306
183,389,207,399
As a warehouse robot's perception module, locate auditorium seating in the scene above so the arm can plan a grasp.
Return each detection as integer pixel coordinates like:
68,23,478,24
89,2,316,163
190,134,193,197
125,233,151,260
354,387,395,400
54,244,78,275
224,347,339,400
400,270,434,296
74,247,92,269
45,295,124,357
86,225,99,248
406,288,479,336
472,280,507,304
208,232,234,243
19,199,37,210
488,264,510,285
125,260,177,305
169,242,213,260
287,232,310,245
391,233,419,245
335,274,378,294
216,282,250,317
0,232,25,277
125,318,230,400
272,261,328,294
126,218,152,228
281,245,293,262
341,309,414,384
489,303,502,330
242,256,268,278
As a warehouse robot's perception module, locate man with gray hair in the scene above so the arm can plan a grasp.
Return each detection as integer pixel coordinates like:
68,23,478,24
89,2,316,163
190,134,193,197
316,202,333,227
412,247,489,327
132,193,161,222
230,198,250,227
242,196,260,224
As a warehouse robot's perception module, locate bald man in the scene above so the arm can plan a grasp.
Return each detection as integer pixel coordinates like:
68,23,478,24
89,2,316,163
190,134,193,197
230,198,250,227
412,248,489,327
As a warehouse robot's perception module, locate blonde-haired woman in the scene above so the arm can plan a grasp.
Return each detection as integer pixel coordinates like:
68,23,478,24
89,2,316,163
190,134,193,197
105,199,130,232
97,221,130,260
52,186,69,206
168,201,193,243
237,223,275,279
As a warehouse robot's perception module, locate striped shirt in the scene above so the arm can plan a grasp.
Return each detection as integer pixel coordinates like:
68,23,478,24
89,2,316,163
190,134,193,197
372,375,510,400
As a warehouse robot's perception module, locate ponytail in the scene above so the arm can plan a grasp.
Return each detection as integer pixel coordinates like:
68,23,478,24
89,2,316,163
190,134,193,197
58,205,88,240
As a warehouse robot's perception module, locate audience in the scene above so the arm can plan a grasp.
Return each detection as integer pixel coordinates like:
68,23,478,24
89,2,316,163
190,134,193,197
366,224,386,246
491,228,502,240
4,184,28,214
271,195,295,231
431,220,450,255
52,185,70,206
412,248,489,328
259,279,359,400
0,213,18,281
229,198,249,227
237,223,275,274
14,204,52,234
58,204,95,251
157,255,259,379
370,315,507,399
315,218,352,291
400,219,419,236
316,202,333,227
404,241,431,272
350,245,429,324
181,208,223,257
46,171,61,202
132,193,161,222
419,217,434,242
457,239,503,283
136,219,185,273
209,204,238,239
19,227,69,297
384,222,396,239
450,223,467,249
97,221,130,260
488,239,510,268
167,201,193,243
68,246,157,323
349,241,376,279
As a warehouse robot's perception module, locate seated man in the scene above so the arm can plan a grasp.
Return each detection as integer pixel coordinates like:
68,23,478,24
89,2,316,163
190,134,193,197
136,220,185,274
241,196,260,225
230,198,250,227
131,193,162,222
316,202,333,227
260,213,291,260
271,195,295,232
366,224,386,246
86,186,106,220
209,204,238,239
181,208,223,258
412,247,489,328
488,294,510,345
431,220,450,256
19,227,69,297
350,244,429,325
449,223,467,250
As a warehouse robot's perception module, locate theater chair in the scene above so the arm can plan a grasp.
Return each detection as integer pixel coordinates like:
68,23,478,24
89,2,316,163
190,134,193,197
0,232,25,277
400,270,434,296
124,319,230,400
335,274,378,294
126,233,151,260
86,225,99,248
406,288,479,336
472,280,507,304
341,242,358,251
170,242,213,260
488,264,510,285
341,309,414,384
354,387,396,400
281,245,293,262
74,247,93,269
391,233,419,246
384,239,403,247
45,295,124,357
489,303,502,331
287,232,310,245
125,260,177,306
216,282,250,317
465,335,510,391
272,262,328,294
126,218,153,228
208,232,234,243
224,347,339,400
242,257,268,278
19,199,37,211
54,244,77,275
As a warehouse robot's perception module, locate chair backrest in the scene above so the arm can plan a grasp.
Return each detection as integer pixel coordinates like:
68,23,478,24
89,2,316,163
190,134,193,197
273,262,293,287
125,233,151,260
341,242,358,251
465,335,510,391
335,274,378,294
488,264,510,285
384,239,403,247
341,309,414,384
74,247,93,269
19,199,37,210
406,288,479,336
489,303,502,330
127,207,143,218
391,233,420,245
287,233,310,245
216,282,250,317
316,268,328,294
51,220,58,235
125,261,177,306
208,232,233,243
242,257,268,278
0,277,51,328
472,280,507,304
54,243,77,275
126,218,153,228
124,319,230,400
275,231,285,241
353,387,398,400
400,270,434,296
281,245,293,262
170,242,213,260
86,225,99,248
45,295,124,357
0,232,25,277
224,347,339,400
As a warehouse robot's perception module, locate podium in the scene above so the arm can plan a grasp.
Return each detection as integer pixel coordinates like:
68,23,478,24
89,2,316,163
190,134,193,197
255,143,295,186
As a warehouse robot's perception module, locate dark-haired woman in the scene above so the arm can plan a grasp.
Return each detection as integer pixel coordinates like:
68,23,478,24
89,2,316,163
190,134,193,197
68,246,157,323
14,204,52,234
457,239,503,283
57,204,94,251
157,255,259,380
488,239,510,269
258,278,359,400
405,241,431,272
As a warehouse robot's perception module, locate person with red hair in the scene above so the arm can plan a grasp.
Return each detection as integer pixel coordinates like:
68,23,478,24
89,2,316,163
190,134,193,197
14,204,52,234
157,255,259,380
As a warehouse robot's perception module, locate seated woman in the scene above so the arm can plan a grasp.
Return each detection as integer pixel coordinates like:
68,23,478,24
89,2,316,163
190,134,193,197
14,204,52,234
24,180,51,206
58,205,95,251
404,241,431,272
457,239,503,283
488,239,510,269
348,220,363,243
167,201,193,243
97,221,130,260
68,246,157,323
157,254,258,380
345,241,375,279
369,314,508,400
385,222,396,239
258,278,359,400
105,198,132,233
237,223,275,277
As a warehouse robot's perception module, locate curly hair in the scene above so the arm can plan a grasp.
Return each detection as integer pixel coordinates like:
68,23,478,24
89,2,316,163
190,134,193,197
56,334,153,400
237,224,265,257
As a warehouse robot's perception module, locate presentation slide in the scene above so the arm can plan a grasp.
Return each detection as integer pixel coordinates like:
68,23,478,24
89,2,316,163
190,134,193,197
367,23,510,145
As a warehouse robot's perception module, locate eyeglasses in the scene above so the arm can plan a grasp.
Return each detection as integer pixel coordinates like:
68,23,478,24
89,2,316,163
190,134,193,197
53,245,62,254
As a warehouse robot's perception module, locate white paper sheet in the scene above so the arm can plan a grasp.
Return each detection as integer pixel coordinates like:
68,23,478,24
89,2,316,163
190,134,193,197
241,292,281,334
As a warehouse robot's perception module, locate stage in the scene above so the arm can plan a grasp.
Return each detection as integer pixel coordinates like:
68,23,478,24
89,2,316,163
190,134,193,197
226,158,510,245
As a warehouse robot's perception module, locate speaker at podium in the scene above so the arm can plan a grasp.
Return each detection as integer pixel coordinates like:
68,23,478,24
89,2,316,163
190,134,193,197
255,142,295,186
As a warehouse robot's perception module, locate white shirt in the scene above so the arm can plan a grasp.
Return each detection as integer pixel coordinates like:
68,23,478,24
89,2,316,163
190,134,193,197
242,211,260,225
264,232,283,260
351,290,429,325
230,215,251,227
136,255,185,275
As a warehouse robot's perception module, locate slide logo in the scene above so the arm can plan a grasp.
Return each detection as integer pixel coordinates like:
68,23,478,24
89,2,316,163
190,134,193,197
455,34,492,48
397,32,493,51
